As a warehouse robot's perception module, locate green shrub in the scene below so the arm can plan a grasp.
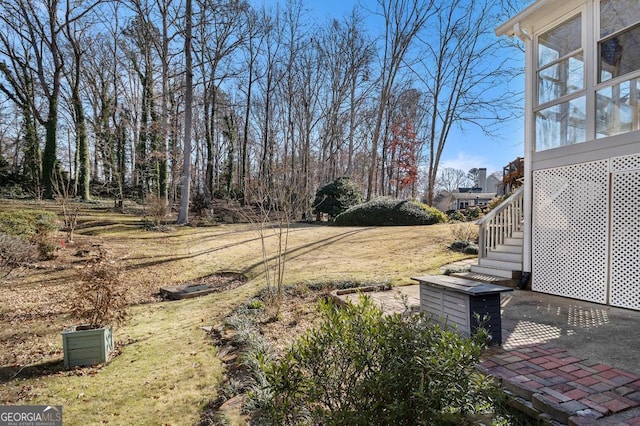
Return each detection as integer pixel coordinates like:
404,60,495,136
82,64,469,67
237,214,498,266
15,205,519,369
0,210,58,259
450,240,479,255
449,240,469,251
465,206,482,220
260,297,496,425
192,192,211,216
415,201,448,223
313,177,362,219
0,184,29,199
464,243,479,254
443,264,471,275
447,210,466,222
334,198,446,226
247,299,265,310
0,210,58,238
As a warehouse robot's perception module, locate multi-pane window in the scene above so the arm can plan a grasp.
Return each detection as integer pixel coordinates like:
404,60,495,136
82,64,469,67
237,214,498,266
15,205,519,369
536,97,586,149
596,0,640,138
535,14,586,150
534,1,640,149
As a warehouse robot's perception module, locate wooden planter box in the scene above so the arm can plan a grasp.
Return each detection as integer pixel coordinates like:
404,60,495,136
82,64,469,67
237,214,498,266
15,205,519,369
62,325,114,368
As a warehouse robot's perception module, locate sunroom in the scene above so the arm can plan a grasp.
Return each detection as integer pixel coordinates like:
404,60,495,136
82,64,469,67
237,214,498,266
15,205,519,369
495,0,640,310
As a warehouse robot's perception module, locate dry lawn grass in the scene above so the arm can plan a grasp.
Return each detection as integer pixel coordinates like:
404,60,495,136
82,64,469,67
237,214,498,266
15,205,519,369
0,200,470,424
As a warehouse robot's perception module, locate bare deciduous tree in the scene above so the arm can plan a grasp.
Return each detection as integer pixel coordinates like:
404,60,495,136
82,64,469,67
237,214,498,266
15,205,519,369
0,0,521,222
196,0,248,198
0,0,97,198
366,0,435,200
436,167,473,193
247,164,310,317
416,0,519,205
62,4,93,201
317,10,373,183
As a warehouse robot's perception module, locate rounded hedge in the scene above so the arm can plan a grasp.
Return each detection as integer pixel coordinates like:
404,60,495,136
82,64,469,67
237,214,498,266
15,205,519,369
313,177,363,219
334,198,447,226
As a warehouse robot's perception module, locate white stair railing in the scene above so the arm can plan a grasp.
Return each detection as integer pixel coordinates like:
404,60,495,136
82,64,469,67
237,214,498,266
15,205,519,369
476,187,524,259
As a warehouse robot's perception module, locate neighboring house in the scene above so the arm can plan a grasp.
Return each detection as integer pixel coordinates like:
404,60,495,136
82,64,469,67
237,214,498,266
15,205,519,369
433,168,497,211
484,0,640,311
486,173,503,196
432,191,453,212
434,189,497,212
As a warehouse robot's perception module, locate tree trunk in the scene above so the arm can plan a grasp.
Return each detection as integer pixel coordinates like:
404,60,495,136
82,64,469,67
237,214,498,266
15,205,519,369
42,99,58,199
159,0,170,201
22,105,41,195
241,64,252,203
177,0,193,224
73,89,90,200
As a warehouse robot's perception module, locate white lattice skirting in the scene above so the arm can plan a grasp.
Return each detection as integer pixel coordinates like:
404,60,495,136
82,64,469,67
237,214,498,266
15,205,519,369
532,154,640,311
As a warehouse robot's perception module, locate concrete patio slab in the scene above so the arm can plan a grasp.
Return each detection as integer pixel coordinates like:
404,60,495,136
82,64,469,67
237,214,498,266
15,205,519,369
333,284,420,315
499,290,640,377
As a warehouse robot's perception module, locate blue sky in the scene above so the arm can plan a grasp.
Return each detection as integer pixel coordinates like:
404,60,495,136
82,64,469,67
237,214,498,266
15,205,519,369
262,0,527,176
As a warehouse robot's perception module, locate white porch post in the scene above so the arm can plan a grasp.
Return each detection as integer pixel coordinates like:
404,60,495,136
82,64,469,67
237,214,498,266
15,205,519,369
518,24,534,275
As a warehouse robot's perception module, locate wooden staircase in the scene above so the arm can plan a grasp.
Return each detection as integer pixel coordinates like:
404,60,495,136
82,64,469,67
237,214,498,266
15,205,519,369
470,230,522,280
456,188,525,286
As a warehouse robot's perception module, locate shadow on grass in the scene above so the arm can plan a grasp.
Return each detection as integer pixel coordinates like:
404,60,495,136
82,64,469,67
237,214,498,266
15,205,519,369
0,359,65,384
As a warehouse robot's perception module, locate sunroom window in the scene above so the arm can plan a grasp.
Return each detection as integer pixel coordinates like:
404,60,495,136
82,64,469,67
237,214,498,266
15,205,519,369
535,14,586,151
596,0,640,138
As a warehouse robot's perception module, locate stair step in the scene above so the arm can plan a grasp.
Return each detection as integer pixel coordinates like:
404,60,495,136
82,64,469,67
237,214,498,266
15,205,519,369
492,244,522,254
478,258,522,271
451,271,518,288
504,237,523,246
470,265,521,279
486,251,522,263
512,231,524,239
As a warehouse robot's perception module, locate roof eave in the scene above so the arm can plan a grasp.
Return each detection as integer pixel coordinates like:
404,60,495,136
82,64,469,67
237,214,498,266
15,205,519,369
495,0,554,38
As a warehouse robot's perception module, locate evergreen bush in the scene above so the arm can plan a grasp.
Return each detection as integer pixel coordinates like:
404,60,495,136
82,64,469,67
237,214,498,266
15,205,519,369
465,206,482,220
0,210,57,238
448,210,466,222
260,297,496,425
313,177,362,219
450,240,469,251
464,243,479,254
334,197,446,226
0,210,58,258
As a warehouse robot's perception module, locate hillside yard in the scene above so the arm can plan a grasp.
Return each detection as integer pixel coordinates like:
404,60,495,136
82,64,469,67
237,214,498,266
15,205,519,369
0,201,470,424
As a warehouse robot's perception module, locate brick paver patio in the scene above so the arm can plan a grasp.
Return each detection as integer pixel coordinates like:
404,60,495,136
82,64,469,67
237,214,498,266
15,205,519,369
479,343,640,425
